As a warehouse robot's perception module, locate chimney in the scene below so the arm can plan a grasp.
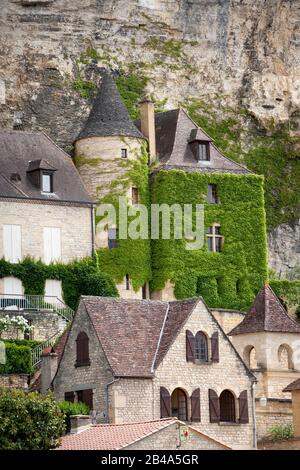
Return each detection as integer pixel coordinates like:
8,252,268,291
70,415,92,434
139,97,156,164
41,348,58,394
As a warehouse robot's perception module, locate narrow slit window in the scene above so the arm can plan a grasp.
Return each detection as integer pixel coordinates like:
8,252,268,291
132,187,139,205
108,228,118,249
198,142,210,161
121,148,127,159
208,184,218,204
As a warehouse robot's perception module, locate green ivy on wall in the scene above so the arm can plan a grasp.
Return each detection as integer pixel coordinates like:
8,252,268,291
150,170,268,310
0,257,118,310
96,143,152,291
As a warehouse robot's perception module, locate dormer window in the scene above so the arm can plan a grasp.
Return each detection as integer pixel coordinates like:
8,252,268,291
42,172,53,193
197,142,210,161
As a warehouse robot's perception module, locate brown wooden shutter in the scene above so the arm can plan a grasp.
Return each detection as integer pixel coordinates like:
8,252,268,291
211,331,219,362
64,391,75,403
186,330,195,362
82,389,93,410
160,387,171,418
209,389,220,423
190,388,201,422
239,390,249,424
76,332,90,366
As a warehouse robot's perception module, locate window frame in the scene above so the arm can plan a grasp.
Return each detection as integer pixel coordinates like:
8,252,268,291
75,331,90,368
219,390,236,423
194,331,209,362
197,141,210,161
206,223,223,252
207,184,219,204
108,227,118,249
41,171,53,193
121,148,128,159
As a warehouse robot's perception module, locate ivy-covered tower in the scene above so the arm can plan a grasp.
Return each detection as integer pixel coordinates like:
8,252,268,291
74,70,151,299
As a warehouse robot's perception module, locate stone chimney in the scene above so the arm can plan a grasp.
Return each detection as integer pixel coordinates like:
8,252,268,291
41,348,58,394
70,415,92,434
139,97,156,164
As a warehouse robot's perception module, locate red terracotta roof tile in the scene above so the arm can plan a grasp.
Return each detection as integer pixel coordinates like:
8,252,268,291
229,284,300,335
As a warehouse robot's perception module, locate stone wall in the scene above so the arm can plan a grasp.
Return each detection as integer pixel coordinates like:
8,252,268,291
255,399,293,441
53,301,113,421
268,222,300,276
210,309,245,334
0,373,29,390
0,199,93,264
0,310,66,341
125,421,229,450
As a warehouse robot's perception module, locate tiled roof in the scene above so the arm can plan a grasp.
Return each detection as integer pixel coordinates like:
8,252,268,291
229,284,300,335
136,108,252,175
82,297,198,377
77,70,144,141
55,418,231,450
283,378,300,392
0,130,92,204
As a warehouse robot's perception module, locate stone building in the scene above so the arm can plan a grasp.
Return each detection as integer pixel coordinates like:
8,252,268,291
52,296,257,450
56,416,230,451
229,284,300,439
0,129,93,339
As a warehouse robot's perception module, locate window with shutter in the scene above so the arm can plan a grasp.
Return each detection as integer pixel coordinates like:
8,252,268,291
3,225,21,263
238,390,249,424
211,331,219,362
76,331,90,367
195,332,208,361
160,387,171,418
209,389,220,423
220,390,236,423
78,389,93,410
171,388,188,421
186,330,195,362
190,388,201,422
65,391,75,403
43,227,61,264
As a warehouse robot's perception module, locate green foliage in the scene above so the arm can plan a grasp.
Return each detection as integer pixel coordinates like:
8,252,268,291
0,257,118,310
183,98,300,228
0,342,32,374
3,339,41,349
269,423,293,441
115,72,149,119
71,79,96,99
57,400,89,432
269,279,300,309
151,170,268,310
144,38,184,59
0,389,65,450
96,143,152,291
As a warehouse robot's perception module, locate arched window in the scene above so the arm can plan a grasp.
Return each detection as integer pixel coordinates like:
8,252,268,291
219,390,236,423
195,332,208,361
171,388,188,421
244,345,257,369
278,344,293,370
76,332,90,367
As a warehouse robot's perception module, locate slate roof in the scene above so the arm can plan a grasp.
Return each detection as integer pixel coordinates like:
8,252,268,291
0,130,92,204
283,378,300,392
77,70,144,141
82,297,198,377
136,108,251,174
55,418,231,450
229,284,300,335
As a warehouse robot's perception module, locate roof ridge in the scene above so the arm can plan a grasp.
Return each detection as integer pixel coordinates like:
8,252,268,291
93,417,176,428
266,284,300,329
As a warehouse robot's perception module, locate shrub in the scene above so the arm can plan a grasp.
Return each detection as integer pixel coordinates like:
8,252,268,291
0,389,65,450
57,401,90,432
0,342,32,374
3,339,41,349
269,423,293,441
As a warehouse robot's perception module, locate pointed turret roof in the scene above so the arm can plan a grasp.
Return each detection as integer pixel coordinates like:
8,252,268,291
229,284,300,335
76,70,144,141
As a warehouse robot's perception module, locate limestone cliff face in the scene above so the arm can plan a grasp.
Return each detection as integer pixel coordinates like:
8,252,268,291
0,0,299,273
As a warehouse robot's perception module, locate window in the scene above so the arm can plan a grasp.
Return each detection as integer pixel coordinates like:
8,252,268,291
77,389,93,410
44,279,63,304
1,277,24,310
219,390,236,423
43,227,61,264
142,283,148,299
121,148,127,159
244,345,257,369
132,187,139,205
65,391,75,403
195,332,208,361
236,279,241,294
278,344,293,370
24,320,33,340
171,388,188,421
207,184,219,204
108,228,118,249
125,274,130,290
76,331,90,367
3,225,21,263
206,224,223,252
198,142,210,161
42,172,53,193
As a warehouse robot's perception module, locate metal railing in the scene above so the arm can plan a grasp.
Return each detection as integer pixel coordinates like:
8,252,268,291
0,294,74,322
31,331,62,368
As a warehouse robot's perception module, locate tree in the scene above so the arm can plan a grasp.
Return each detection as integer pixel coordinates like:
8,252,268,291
0,388,65,450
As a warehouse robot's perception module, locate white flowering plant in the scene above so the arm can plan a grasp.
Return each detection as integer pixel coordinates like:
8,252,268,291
0,315,33,338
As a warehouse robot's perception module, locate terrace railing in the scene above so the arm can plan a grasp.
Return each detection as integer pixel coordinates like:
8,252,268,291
31,331,62,368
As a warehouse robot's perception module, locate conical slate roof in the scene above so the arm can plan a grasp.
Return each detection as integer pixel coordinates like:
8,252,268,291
229,284,300,335
77,71,144,141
